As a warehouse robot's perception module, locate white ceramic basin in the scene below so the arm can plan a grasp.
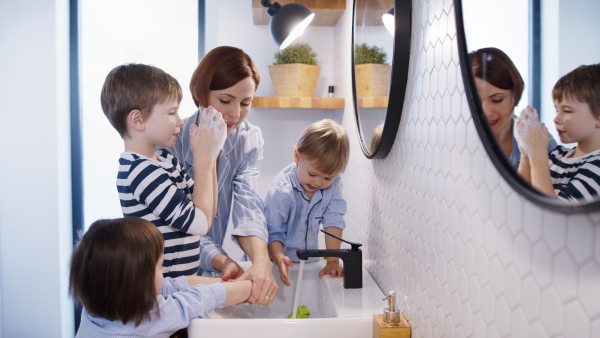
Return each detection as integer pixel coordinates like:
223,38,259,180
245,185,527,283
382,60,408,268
188,260,385,338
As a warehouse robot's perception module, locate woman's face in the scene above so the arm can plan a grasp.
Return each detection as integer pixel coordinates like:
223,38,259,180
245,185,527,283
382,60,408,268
475,77,515,140
208,77,257,135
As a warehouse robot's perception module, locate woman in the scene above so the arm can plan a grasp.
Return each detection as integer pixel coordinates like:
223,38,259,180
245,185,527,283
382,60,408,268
470,47,557,169
167,46,277,306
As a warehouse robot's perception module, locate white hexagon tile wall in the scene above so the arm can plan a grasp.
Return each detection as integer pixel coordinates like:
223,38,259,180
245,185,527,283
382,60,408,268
339,0,600,337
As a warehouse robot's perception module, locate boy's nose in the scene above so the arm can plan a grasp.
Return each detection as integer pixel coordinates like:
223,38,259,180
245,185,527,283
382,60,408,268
554,113,562,124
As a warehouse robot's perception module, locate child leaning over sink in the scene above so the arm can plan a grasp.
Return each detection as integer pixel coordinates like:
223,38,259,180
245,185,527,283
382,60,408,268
265,119,350,286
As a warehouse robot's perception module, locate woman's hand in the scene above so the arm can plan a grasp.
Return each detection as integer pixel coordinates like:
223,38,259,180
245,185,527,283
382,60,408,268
236,260,278,305
190,106,227,161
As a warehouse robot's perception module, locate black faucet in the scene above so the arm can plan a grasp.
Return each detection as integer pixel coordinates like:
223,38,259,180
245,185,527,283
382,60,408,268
296,229,363,289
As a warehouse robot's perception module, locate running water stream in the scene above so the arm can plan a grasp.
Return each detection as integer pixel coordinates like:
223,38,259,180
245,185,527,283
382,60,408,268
291,260,306,318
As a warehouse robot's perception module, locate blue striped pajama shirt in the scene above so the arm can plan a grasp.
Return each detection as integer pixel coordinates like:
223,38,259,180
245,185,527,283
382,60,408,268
264,163,347,263
165,112,268,273
118,150,209,277
76,277,226,337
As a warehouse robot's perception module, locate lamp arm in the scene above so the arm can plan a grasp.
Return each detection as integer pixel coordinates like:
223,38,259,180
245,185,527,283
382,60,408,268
261,0,272,8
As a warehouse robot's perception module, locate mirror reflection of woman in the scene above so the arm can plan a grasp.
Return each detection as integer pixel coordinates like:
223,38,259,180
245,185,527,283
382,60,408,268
470,47,557,169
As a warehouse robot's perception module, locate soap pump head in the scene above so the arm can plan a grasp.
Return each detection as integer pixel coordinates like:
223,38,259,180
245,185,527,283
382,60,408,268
382,291,401,323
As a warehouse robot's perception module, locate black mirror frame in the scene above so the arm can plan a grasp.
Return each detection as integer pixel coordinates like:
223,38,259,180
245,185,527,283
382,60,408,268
351,0,412,159
454,0,600,213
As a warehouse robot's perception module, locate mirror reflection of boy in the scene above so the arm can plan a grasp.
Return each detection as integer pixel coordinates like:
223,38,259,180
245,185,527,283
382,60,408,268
515,64,600,202
265,119,350,286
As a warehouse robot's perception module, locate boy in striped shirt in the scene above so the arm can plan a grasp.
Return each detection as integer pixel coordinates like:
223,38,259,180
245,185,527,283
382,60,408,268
515,64,600,202
265,119,350,286
100,63,227,277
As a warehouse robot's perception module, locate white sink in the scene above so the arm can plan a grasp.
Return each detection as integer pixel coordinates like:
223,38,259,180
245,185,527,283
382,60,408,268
188,260,385,338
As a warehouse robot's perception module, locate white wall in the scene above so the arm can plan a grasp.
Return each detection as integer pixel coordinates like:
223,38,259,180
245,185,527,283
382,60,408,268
339,0,600,337
2,0,600,337
80,0,199,228
541,0,600,145
204,0,342,201
0,0,74,337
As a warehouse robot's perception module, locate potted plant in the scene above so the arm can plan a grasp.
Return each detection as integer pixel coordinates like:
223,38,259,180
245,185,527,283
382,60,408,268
269,43,321,97
354,43,392,97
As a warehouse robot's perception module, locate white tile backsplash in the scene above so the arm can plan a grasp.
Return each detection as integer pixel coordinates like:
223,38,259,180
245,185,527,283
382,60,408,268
337,0,600,336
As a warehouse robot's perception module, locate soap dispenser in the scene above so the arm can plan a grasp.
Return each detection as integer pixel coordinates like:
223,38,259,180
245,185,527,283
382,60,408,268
372,290,411,338
383,291,401,323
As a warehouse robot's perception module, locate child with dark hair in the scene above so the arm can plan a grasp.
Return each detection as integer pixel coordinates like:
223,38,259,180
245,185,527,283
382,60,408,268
515,63,600,202
69,217,251,337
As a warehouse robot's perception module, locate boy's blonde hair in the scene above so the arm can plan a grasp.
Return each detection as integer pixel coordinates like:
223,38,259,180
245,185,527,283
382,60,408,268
100,63,183,138
552,63,600,119
296,119,350,175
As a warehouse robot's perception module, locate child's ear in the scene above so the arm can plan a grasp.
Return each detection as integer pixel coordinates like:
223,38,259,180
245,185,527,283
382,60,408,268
294,149,300,165
128,109,145,132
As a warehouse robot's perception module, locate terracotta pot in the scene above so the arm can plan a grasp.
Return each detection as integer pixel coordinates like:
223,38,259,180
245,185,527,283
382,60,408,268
269,64,321,97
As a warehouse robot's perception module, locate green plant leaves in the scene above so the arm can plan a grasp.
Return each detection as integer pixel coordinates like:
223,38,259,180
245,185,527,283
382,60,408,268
354,43,388,65
273,43,318,65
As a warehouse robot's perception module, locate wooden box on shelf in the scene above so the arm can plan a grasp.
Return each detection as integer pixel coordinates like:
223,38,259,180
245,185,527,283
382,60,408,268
252,97,344,109
355,63,392,97
269,63,321,97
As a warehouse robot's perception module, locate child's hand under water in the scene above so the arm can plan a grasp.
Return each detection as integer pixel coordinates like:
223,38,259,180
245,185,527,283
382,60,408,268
275,255,293,286
319,261,344,279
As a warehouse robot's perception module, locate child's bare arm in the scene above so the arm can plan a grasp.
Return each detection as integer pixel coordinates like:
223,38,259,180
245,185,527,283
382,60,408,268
190,107,227,226
185,275,223,285
529,142,556,197
517,153,531,182
319,227,344,278
515,106,555,197
222,280,253,306
212,161,218,219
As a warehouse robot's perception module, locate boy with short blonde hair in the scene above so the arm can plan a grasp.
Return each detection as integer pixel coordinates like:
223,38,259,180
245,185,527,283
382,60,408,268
515,63,600,202
100,63,227,277
265,119,350,286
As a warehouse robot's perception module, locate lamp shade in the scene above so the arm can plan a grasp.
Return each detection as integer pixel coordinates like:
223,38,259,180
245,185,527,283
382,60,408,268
382,8,394,35
268,3,315,49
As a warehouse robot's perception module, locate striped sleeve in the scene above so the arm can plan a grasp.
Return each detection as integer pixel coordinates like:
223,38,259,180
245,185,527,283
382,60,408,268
550,147,600,202
119,153,208,236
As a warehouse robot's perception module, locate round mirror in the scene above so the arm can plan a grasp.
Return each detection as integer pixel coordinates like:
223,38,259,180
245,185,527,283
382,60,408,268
352,0,411,159
455,0,600,212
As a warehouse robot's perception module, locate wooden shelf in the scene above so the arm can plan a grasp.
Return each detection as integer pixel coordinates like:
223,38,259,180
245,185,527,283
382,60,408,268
358,96,388,108
252,0,346,26
253,97,344,109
